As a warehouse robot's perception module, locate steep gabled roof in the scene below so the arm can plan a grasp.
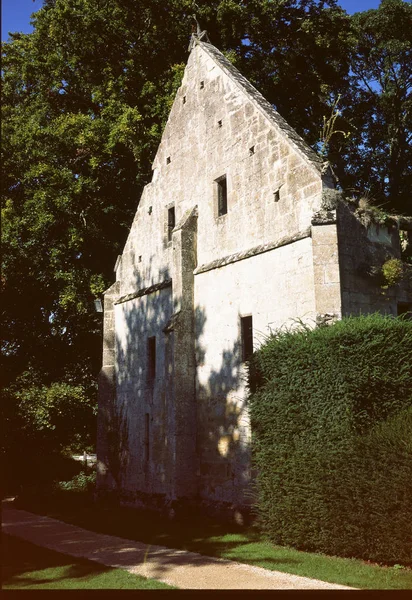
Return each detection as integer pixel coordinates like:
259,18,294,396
195,39,324,174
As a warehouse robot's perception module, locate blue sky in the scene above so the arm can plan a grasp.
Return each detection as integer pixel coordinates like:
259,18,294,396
1,0,387,42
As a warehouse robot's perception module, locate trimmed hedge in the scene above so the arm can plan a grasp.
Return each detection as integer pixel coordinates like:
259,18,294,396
249,314,412,565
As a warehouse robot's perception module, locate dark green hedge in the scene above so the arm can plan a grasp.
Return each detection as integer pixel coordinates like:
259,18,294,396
248,314,412,565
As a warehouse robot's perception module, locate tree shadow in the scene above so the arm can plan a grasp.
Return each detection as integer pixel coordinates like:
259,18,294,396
1,533,116,588
97,214,256,524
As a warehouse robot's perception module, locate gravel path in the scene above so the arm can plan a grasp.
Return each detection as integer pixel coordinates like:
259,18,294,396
2,502,355,590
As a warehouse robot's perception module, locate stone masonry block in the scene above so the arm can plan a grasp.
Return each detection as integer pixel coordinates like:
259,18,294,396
324,264,340,284
312,244,339,265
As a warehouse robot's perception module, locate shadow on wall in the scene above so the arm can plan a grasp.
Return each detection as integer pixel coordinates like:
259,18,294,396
196,328,252,511
99,257,254,518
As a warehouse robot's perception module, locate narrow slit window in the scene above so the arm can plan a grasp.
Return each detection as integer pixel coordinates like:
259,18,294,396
217,176,227,216
241,315,253,362
166,156,171,165
274,189,280,202
167,206,175,242
218,119,222,128
145,413,150,463
200,80,204,89
147,336,156,382
183,96,186,104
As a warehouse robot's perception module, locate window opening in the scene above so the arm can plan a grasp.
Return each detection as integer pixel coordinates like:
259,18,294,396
138,255,142,263
249,146,255,156
274,189,280,202
183,96,186,104
145,413,150,463
217,176,227,216
200,80,204,89
147,336,156,382
397,303,412,320
167,206,175,242
218,120,222,128
166,156,171,164
241,315,253,362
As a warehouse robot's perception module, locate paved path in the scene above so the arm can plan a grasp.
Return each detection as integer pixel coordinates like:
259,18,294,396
2,502,354,590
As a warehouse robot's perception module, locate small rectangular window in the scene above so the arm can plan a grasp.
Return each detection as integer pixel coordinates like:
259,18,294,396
241,315,253,362
200,80,204,89
144,413,150,463
166,156,171,165
167,206,175,242
218,119,222,128
397,303,412,319
249,146,255,156
147,336,156,381
217,176,227,216
183,96,186,104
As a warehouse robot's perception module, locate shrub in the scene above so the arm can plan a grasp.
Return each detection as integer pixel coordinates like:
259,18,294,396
381,258,404,288
56,470,97,493
1,373,96,493
249,314,412,565
14,469,96,512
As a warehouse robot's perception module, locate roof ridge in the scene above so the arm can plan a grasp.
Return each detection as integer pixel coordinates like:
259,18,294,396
196,40,323,173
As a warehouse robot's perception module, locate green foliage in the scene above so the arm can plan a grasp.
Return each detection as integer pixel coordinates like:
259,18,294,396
249,314,412,565
381,258,404,288
2,370,96,492
329,0,412,212
56,470,97,493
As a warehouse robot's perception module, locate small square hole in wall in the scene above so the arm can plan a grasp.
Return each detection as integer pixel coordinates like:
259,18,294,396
166,156,171,165
274,189,280,202
200,80,204,89
183,96,186,104
249,146,255,156
218,120,222,128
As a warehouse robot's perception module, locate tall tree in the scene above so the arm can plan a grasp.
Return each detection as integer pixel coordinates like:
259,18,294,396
218,0,353,147
328,0,412,214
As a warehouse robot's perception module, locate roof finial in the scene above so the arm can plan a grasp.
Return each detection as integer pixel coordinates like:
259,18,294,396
188,14,210,51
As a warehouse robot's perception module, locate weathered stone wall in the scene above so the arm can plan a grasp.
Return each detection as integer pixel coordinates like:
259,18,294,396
114,286,174,499
194,236,317,507
337,202,411,316
96,281,120,492
97,39,331,515
312,222,342,321
150,41,324,271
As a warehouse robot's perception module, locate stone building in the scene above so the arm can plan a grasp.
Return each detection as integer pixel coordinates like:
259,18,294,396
96,32,412,519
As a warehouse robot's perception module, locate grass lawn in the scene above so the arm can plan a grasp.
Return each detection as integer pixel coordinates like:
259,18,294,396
1,533,175,589
13,492,412,590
